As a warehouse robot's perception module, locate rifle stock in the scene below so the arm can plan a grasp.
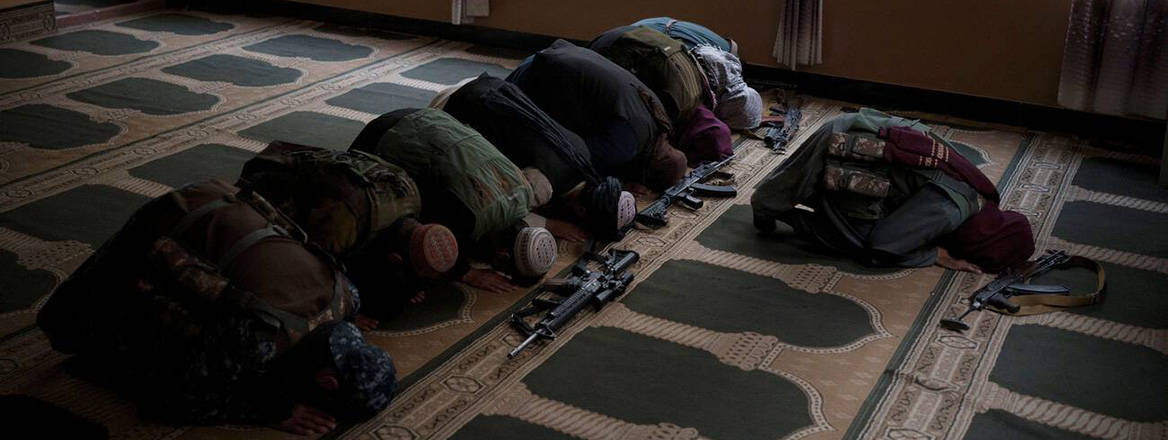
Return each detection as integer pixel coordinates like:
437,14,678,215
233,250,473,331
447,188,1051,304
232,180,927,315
636,199,670,227
508,249,640,358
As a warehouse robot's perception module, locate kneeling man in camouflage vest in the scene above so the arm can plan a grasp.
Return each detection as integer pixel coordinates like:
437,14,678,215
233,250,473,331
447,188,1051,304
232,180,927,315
238,142,459,322
37,180,396,435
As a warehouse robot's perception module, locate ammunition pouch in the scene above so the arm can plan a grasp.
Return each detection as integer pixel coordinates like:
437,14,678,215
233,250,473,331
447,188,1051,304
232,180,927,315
827,132,886,162
823,162,891,198
242,142,423,256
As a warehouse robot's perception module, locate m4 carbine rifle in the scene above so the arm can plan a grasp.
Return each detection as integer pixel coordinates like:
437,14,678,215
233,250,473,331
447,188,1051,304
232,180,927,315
940,250,1072,331
765,104,802,152
508,248,640,358
636,155,737,228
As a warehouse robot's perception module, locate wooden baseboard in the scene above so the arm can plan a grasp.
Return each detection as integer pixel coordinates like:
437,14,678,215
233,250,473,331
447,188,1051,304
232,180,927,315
55,0,167,28
742,65,1165,152
194,0,1166,154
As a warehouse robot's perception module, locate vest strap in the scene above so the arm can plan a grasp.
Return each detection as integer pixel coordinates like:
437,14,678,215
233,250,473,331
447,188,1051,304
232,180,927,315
172,197,233,238
218,224,285,270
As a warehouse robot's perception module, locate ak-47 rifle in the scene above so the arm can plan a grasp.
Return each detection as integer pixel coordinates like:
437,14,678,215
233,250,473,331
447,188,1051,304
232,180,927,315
636,155,737,228
765,105,802,152
508,248,640,358
940,250,1072,331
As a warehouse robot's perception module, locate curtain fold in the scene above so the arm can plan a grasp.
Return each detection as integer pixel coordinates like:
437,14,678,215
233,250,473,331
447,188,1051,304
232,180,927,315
451,0,489,25
773,0,823,70
1058,0,1168,119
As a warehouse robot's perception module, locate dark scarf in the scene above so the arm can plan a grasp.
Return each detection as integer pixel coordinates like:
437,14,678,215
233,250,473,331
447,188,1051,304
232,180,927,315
446,75,601,184
879,126,1033,271
446,76,631,238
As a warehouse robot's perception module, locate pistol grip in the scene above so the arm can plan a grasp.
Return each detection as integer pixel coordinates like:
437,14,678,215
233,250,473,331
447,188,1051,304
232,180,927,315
987,293,1021,314
636,211,667,227
679,193,704,210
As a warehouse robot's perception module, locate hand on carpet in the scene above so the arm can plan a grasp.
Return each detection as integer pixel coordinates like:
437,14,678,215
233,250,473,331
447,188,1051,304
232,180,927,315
623,182,651,196
276,404,336,436
935,248,983,274
462,269,518,293
546,218,587,242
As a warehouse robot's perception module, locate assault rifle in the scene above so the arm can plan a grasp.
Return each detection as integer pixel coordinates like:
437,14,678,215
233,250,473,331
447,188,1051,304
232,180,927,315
508,248,640,358
940,250,1072,331
765,105,802,152
636,155,737,228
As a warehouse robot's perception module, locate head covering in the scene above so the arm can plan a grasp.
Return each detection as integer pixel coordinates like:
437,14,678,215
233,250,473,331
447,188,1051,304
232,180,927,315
305,321,397,421
617,191,636,228
645,137,688,191
407,223,458,278
513,226,557,277
719,87,763,130
522,167,554,206
692,45,762,130
944,202,1035,273
676,105,732,166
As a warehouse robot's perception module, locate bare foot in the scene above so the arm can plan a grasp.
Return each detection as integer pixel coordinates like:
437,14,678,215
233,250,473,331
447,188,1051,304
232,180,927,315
275,404,336,436
546,218,587,243
461,269,518,293
935,248,983,274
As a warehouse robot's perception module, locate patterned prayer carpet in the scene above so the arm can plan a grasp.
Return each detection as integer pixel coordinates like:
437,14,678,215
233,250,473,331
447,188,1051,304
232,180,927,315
0,8,1165,440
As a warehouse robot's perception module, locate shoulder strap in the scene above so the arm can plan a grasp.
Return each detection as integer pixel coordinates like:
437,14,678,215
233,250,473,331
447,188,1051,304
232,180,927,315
1006,256,1106,315
171,196,234,238
217,224,285,270
165,187,354,346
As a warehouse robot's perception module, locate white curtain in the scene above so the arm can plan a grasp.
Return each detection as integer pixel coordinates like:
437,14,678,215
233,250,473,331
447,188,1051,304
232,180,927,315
773,0,823,70
451,0,489,25
1058,0,1168,119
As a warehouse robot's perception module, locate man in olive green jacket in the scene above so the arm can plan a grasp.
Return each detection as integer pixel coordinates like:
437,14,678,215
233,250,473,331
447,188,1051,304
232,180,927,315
350,108,558,294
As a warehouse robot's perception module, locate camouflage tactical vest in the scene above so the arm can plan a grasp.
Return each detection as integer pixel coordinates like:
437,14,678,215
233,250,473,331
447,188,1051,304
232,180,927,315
239,141,423,257
590,26,708,122
150,181,356,350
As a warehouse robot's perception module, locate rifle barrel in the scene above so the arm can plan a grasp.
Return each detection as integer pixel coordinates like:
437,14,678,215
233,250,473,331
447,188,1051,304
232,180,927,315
508,332,542,358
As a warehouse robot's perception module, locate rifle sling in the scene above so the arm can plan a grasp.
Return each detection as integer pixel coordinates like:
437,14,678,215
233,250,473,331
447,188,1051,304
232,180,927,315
994,256,1106,316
